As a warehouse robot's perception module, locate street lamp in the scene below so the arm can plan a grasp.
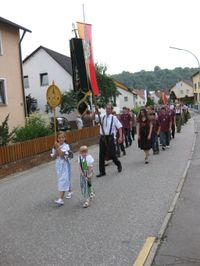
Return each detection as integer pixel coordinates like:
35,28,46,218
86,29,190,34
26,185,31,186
169,46,200,69
169,46,200,105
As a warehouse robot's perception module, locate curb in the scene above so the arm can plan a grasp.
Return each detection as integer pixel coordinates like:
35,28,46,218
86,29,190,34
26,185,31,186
133,116,198,266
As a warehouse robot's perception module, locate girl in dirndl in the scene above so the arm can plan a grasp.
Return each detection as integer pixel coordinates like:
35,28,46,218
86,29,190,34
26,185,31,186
78,146,95,208
51,131,72,206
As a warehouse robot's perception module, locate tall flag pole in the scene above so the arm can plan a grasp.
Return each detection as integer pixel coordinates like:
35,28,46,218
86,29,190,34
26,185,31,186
76,10,106,137
77,22,99,96
82,4,93,111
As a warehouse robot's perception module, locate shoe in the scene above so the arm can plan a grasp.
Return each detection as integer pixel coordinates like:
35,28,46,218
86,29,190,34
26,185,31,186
54,198,64,205
145,159,149,164
166,145,170,148
96,173,106,178
162,146,165,150
83,200,90,208
90,192,95,200
123,151,126,156
118,164,122,172
66,192,73,199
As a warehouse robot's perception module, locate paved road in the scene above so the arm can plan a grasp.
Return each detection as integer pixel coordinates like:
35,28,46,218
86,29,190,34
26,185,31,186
152,113,200,266
0,117,195,266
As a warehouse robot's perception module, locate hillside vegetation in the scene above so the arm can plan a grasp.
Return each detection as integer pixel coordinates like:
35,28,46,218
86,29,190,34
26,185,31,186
112,66,198,91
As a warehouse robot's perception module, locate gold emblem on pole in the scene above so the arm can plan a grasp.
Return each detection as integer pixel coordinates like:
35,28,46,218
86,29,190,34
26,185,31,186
46,81,61,108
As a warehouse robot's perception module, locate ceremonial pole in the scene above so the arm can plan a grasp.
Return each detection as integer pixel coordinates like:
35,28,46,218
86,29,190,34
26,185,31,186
81,6,106,136
82,4,94,112
46,81,62,141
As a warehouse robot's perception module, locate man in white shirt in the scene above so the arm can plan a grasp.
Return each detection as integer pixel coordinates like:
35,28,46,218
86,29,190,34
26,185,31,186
94,104,123,177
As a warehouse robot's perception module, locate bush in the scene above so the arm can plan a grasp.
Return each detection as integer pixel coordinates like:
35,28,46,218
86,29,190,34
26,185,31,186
0,114,15,146
132,106,141,116
13,113,53,142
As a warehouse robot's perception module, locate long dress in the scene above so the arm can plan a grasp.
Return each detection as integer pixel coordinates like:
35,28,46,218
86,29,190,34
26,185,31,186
138,119,152,150
54,143,71,192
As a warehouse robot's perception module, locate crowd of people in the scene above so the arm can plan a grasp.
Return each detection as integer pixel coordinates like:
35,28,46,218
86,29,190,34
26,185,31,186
51,103,190,208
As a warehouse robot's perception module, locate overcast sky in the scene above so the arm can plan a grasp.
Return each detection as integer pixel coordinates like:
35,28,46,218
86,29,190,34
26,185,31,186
1,0,200,74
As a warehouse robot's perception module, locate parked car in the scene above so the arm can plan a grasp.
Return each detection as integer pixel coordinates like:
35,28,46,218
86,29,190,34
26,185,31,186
50,117,71,131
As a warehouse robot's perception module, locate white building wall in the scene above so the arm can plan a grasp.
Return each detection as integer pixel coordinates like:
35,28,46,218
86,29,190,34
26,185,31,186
135,95,145,107
23,49,75,119
114,87,135,113
171,81,194,99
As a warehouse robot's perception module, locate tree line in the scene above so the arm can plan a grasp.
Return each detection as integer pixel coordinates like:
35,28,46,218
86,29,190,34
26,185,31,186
111,66,198,91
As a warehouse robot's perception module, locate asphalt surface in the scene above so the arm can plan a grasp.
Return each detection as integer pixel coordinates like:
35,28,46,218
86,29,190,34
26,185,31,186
0,116,195,266
152,113,200,266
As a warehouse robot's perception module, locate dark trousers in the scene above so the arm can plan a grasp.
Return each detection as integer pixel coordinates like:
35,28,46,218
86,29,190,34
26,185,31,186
160,131,170,147
171,124,175,138
152,133,159,152
124,128,132,147
116,142,125,156
131,127,136,141
99,135,121,174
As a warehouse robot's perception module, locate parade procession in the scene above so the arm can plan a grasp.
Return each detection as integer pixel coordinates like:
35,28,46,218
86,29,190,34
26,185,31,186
1,2,200,266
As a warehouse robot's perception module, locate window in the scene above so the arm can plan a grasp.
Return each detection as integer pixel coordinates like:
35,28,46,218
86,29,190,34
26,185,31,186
40,73,49,86
194,83,197,90
0,32,3,55
124,96,128,102
180,89,184,94
198,82,200,89
23,75,29,88
0,79,6,104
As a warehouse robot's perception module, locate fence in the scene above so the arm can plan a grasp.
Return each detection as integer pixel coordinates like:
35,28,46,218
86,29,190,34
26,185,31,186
0,126,99,165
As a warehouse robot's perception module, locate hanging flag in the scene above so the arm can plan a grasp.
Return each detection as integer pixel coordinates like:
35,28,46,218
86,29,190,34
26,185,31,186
77,22,99,96
70,38,90,116
70,38,90,93
162,92,167,105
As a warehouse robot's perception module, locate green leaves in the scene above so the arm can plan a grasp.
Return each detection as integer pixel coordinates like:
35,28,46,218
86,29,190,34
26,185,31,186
13,113,52,142
112,67,199,90
0,114,15,146
95,63,117,108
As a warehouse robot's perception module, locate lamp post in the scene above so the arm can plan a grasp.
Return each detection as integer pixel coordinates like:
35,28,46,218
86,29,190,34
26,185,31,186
169,46,200,105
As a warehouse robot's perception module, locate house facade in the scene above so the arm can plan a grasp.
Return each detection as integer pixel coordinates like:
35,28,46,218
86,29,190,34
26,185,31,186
23,46,74,118
170,80,194,103
191,72,200,103
133,89,146,107
113,80,136,113
0,17,31,130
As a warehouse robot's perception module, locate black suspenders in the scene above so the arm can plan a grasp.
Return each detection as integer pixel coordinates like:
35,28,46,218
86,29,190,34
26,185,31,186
102,115,114,136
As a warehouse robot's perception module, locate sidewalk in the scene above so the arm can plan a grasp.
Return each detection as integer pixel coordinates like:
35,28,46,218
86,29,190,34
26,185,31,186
152,114,200,266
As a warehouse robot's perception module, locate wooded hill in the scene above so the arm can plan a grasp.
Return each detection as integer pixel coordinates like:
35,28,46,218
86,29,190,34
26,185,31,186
112,66,198,91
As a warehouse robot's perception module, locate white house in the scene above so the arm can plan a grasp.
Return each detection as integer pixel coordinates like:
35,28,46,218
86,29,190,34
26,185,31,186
170,80,194,102
23,46,74,119
133,89,146,107
113,80,136,113
149,91,160,104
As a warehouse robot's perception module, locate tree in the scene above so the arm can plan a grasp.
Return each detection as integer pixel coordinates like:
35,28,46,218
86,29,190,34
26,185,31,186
0,114,15,146
58,64,119,115
158,97,164,105
112,66,199,90
95,63,118,108
59,90,79,114
26,94,38,116
146,97,154,106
